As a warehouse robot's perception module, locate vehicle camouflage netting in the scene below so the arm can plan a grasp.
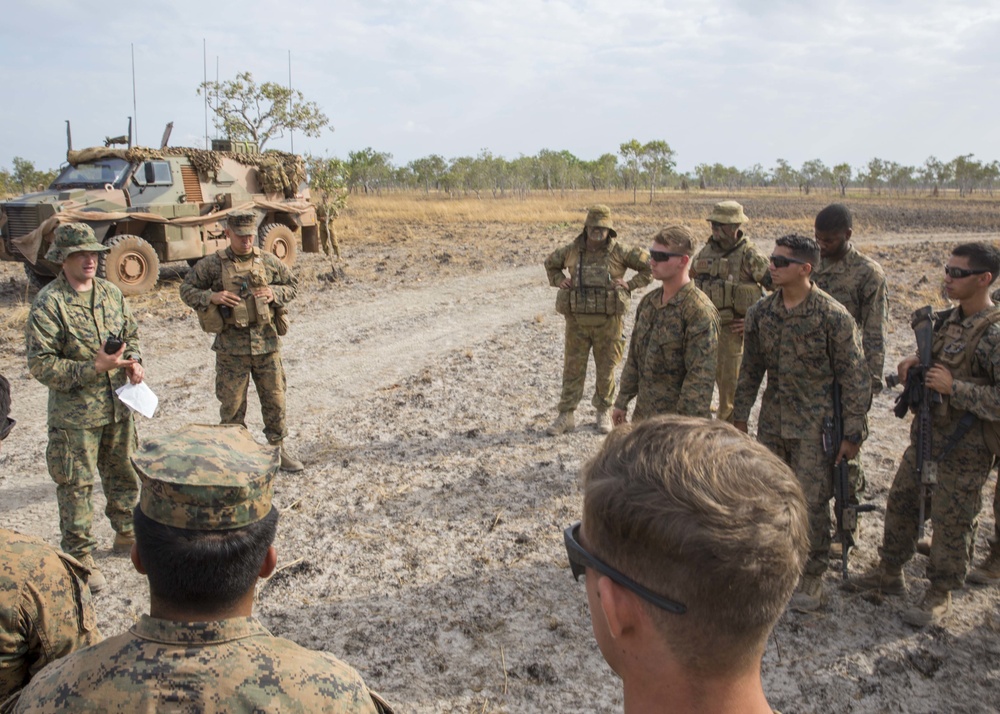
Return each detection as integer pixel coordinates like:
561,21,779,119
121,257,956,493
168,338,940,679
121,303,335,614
66,147,307,198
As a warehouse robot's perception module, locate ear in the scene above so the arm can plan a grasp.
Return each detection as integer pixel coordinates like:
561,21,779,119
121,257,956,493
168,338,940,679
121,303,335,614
259,546,278,579
130,543,146,575
844,228,853,242
596,576,639,639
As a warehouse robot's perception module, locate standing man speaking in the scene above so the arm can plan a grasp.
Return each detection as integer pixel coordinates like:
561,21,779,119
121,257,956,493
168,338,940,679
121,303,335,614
181,211,303,472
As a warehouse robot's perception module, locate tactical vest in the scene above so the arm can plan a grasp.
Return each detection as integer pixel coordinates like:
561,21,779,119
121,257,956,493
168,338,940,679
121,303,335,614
556,244,627,318
692,237,763,320
932,305,1000,455
219,248,272,328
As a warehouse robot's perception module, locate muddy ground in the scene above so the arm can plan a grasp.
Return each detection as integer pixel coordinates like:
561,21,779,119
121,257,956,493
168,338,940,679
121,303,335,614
1,197,999,713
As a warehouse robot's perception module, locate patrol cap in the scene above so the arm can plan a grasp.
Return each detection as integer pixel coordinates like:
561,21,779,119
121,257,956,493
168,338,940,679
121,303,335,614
132,424,279,530
45,223,109,263
226,211,258,236
706,201,748,225
584,204,617,238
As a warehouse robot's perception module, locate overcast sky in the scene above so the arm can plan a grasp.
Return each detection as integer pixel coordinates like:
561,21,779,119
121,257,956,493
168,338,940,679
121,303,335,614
2,0,998,174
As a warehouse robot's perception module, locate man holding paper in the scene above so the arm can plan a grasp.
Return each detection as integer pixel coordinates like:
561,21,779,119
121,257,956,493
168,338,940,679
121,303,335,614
25,223,145,594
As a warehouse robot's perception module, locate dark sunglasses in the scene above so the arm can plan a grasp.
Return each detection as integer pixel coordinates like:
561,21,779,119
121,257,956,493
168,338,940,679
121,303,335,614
944,266,988,279
649,250,685,263
563,521,687,615
0,417,15,441
769,254,808,269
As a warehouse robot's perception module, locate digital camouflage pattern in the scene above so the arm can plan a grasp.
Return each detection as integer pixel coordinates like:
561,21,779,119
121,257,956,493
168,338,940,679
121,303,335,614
216,352,287,444
8,616,390,713
615,282,720,420
0,530,99,700
43,223,108,264
880,306,1000,590
734,284,869,576
226,210,258,235
133,424,278,531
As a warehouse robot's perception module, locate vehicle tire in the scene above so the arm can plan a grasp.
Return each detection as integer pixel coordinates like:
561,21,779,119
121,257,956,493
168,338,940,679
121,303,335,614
23,263,54,291
99,234,160,296
258,223,297,267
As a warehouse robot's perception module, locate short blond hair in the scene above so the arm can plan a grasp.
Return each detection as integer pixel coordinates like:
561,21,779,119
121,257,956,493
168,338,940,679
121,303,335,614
582,416,807,674
652,225,696,256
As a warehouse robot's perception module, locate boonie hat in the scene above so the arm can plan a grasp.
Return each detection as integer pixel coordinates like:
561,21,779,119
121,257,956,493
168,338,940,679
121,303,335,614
132,424,279,530
44,223,109,263
227,211,258,236
706,201,748,225
583,204,617,238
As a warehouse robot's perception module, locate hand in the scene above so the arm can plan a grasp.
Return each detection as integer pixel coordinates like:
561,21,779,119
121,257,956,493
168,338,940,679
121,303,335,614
252,286,274,303
126,361,145,385
925,364,955,395
211,290,240,307
730,319,746,335
95,341,136,374
612,408,627,426
733,420,749,433
612,278,629,290
897,355,919,385
835,439,861,464
559,278,572,289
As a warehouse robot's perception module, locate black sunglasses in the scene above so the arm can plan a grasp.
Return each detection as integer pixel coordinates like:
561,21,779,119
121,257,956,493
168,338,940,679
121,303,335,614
944,266,988,279
649,250,684,263
769,254,808,269
563,521,687,615
0,417,15,441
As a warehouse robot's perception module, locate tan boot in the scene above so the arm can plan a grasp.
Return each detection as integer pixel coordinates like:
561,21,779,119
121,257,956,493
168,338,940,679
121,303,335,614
112,531,135,555
789,575,827,612
277,442,304,472
902,587,951,627
915,537,931,557
546,411,575,436
967,550,1000,586
842,562,905,595
595,410,613,434
78,554,106,594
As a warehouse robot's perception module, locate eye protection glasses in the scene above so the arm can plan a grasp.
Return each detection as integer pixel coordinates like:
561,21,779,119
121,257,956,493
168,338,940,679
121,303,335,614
944,266,988,279
769,254,808,269
563,521,687,615
649,250,685,263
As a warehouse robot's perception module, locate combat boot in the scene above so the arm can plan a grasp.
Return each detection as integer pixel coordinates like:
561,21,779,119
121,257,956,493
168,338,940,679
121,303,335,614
915,537,932,557
112,531,135,555
966,549,1000,586
78,554,106,594
546,411,575,436
842,562,906,595
276,442,305,472
789,575,827,612
595,410,613,434
901,587,951,627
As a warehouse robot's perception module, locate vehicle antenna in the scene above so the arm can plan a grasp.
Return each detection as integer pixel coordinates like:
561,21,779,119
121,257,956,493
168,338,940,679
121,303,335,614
131,43,139,145
203,39,209,150
288,50,294,153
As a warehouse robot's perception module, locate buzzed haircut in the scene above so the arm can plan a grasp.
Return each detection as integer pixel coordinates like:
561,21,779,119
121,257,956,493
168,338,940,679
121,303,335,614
582,416,808,674
653,225,696,256
815,204,853,233
775,234,820,267
953,242,1000,284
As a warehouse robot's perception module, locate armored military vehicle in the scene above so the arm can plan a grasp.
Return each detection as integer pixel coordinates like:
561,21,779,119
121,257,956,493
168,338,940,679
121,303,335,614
1,135,319,295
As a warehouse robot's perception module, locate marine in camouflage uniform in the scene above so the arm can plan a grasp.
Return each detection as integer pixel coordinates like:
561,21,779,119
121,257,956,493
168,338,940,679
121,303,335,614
0,530,100,700
812,204,889,547
691,201,771,423
852,244,1000,625
734,235,868,612
180,211,303,471
613,225,720,422
6,424,393,714
544,205,651,435
25,223,143,589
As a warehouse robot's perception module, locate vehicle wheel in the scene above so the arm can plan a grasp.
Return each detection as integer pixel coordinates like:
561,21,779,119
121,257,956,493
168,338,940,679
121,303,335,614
258,223,297,267
99,234,160,296
23,263,54,291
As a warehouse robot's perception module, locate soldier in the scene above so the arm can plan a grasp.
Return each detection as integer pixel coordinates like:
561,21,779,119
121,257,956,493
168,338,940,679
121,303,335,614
180,211,303,472
813,204,888,557
565,416,808,714
25,223,145,593
733,235,869,612
691,200,771,423
850,243,1000,626
612,225,719,424
544,205,651,435
7,424,393,713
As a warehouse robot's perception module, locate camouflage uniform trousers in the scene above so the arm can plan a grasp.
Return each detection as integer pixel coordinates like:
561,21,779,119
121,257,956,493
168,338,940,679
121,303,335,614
557,315,624,413
216,351,287,444
45,420,139,559
881,437,994,590
715,324,743,423
759,429,832,577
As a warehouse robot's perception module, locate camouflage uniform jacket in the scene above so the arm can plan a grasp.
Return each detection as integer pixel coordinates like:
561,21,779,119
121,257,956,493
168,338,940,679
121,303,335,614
690,232,772,323
614,282,720,419
9,615,390,713
813,245,889,392
0,530,99,699
26,273,140,429
180,248,298,356
733,284,869,440
544,235,652,309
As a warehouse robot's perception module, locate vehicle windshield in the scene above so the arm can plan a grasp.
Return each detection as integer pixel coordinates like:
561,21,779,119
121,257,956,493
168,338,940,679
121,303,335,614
50,158,132,189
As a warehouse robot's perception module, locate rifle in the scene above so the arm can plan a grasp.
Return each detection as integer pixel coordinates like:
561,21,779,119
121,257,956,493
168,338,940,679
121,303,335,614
824,380,876,579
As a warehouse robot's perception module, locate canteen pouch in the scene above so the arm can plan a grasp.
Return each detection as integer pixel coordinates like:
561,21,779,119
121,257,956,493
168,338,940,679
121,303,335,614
197,304,224,333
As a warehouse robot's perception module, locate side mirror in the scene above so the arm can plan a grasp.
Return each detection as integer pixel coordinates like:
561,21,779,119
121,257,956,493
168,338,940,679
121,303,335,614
144,162,156,183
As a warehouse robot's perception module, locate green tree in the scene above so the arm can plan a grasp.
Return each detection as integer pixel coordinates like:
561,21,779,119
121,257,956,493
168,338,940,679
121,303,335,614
952,154,983,196
799,159,829,194
832,163,852,196
858,158,887,195
346,148,394,195
770,159,799,192
407,155,447,193
641,140,676,204
619,140,643,204
306,155,348,257
198,71,331,150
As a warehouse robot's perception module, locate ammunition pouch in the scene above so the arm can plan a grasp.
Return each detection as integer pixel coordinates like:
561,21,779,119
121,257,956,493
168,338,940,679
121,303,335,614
733,283,763,316
568,287,626,316
197,303,224,334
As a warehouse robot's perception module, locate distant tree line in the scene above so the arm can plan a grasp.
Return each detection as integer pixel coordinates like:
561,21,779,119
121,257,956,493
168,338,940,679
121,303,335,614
0,158,57,197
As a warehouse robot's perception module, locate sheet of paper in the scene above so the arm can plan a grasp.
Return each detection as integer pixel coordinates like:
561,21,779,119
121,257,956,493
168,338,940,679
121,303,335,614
115,381,159,418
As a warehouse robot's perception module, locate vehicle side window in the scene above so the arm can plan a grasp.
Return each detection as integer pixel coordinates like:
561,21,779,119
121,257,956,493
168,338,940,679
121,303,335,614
138,161,173,186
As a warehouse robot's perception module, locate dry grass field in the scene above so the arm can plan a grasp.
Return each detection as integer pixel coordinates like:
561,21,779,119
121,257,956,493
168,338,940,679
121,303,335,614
2,189,1000,712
